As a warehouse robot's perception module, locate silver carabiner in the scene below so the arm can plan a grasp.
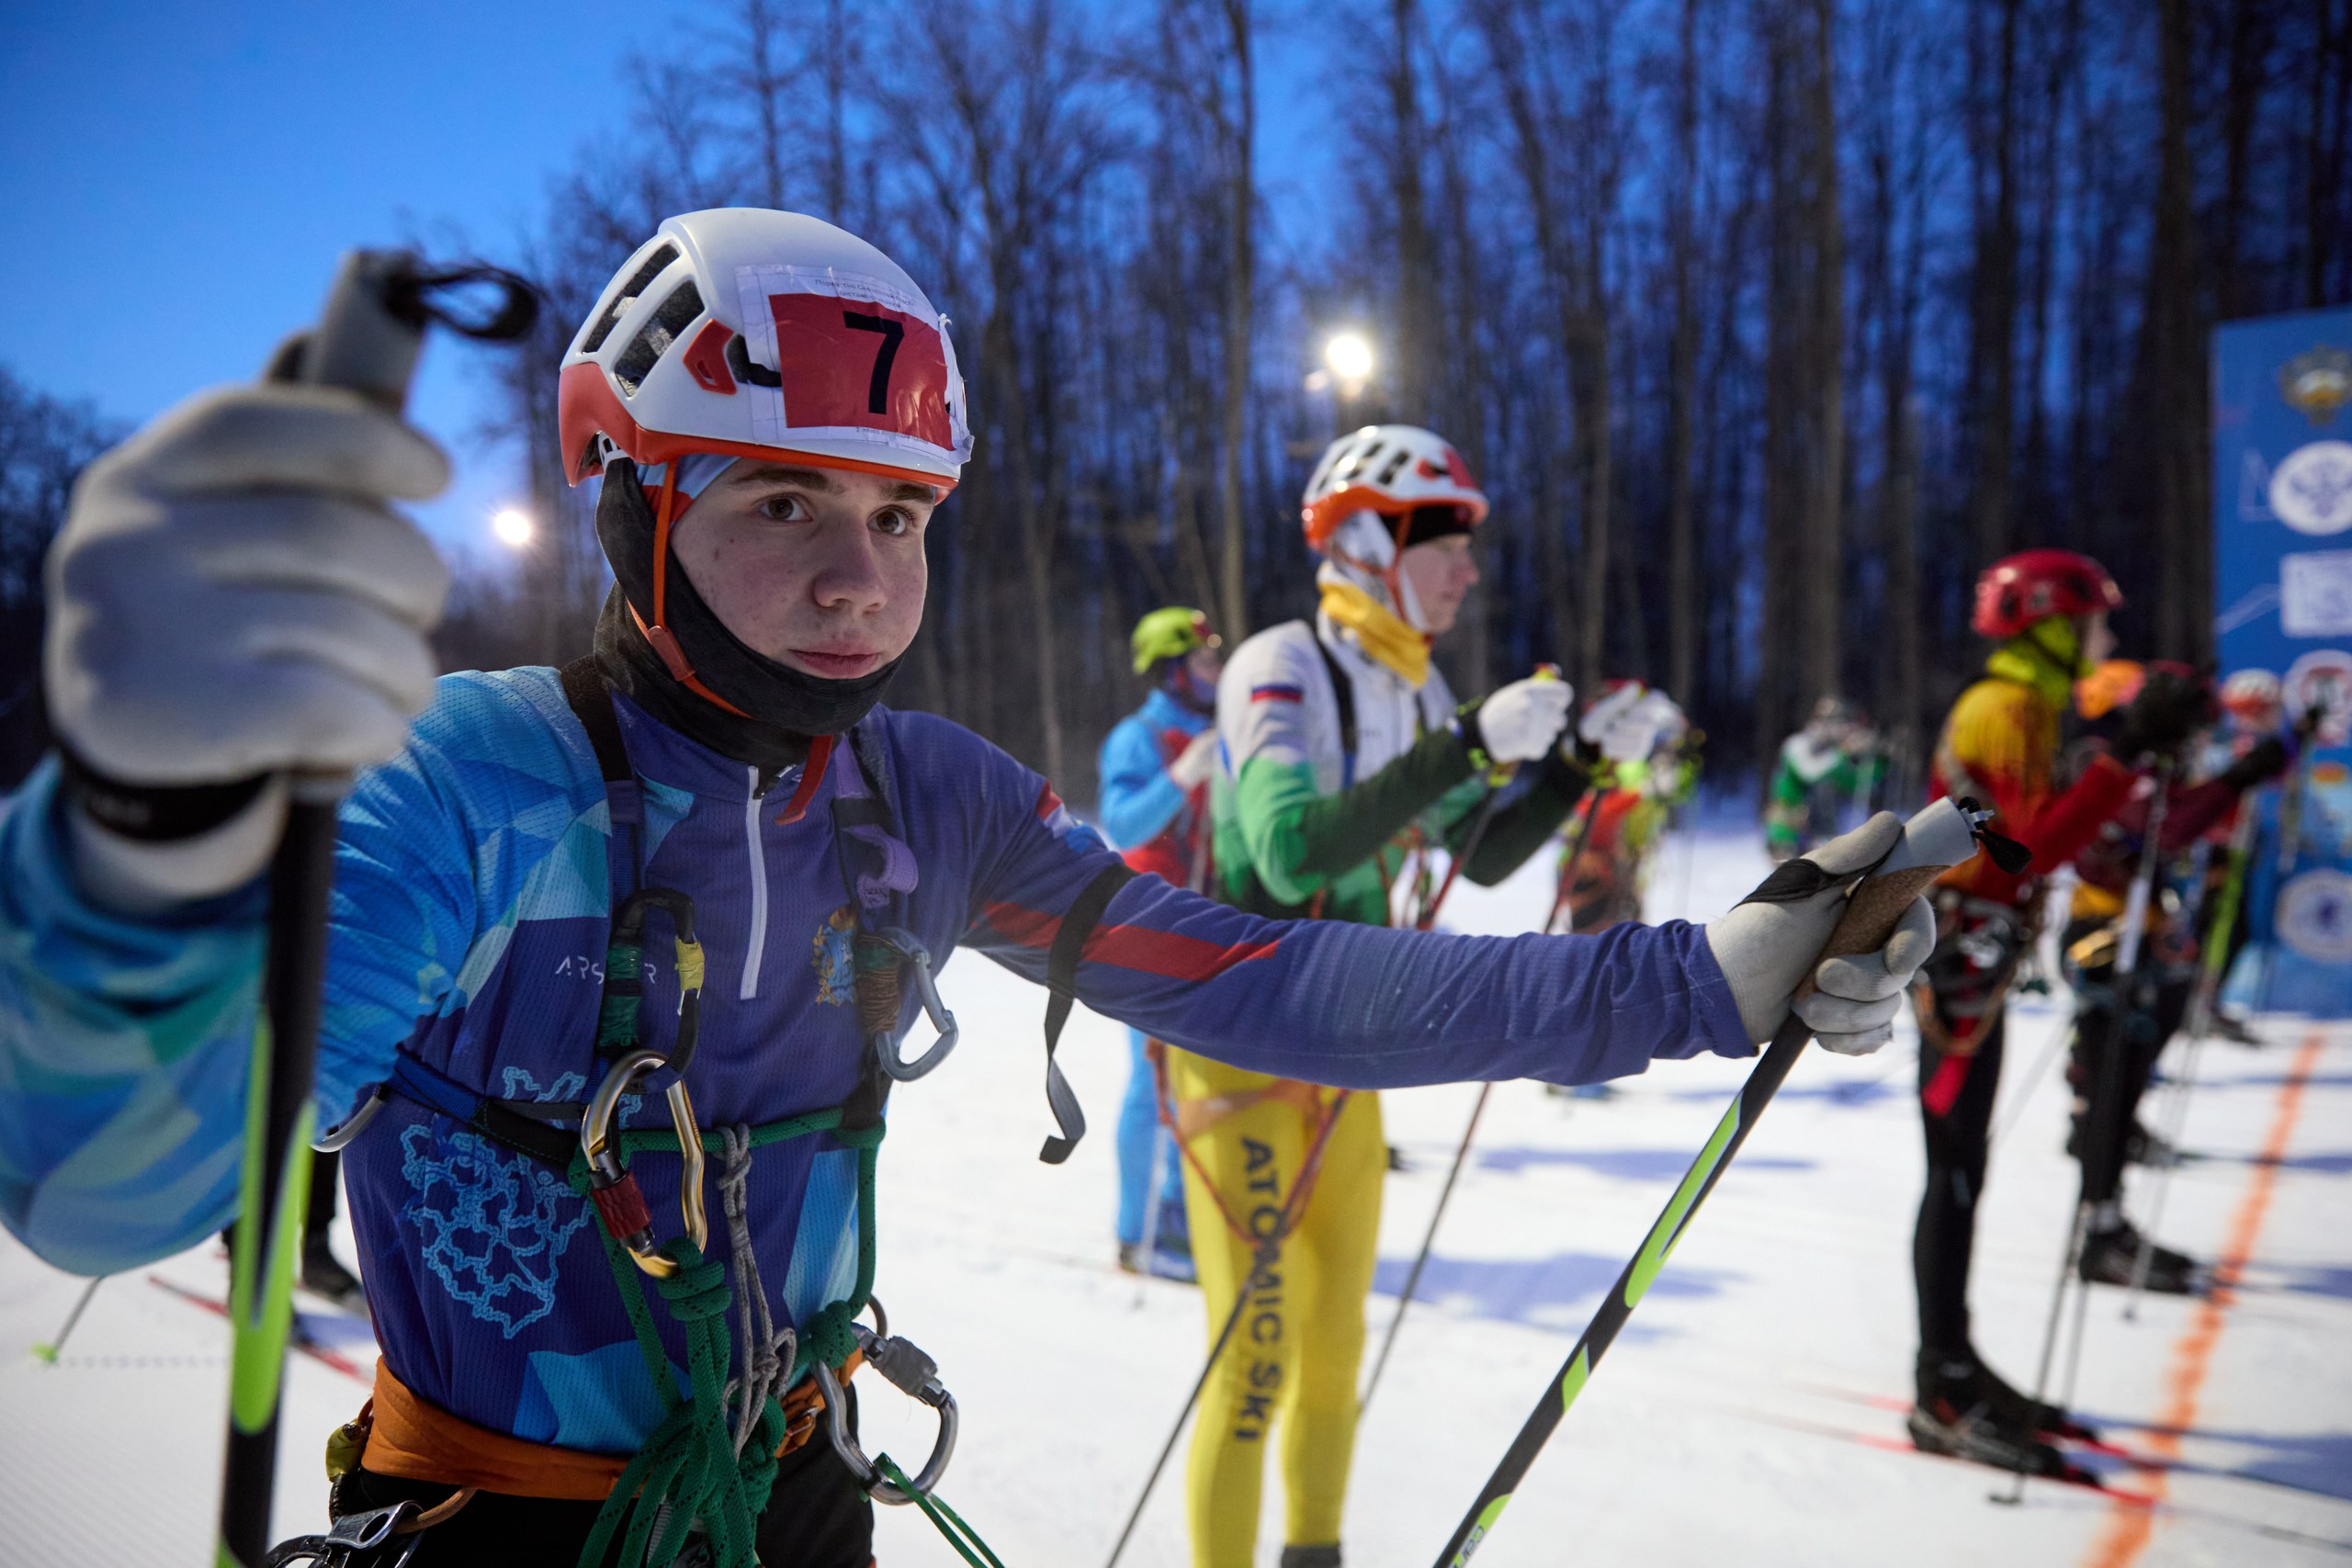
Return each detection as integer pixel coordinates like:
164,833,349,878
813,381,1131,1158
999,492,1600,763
312,1082,390,1153
871,926,959,1082
813,1314,959,1505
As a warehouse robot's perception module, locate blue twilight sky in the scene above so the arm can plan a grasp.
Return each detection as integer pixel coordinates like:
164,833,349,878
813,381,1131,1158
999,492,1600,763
2,3,1336,570
0,0,699,564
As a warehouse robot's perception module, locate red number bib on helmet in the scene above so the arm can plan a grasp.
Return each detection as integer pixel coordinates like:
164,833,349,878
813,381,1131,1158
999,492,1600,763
766,294,954,449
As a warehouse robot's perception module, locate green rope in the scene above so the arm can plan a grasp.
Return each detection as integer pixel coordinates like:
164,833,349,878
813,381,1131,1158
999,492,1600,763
597,942,643,1051
876,1454,1008,1568
565,1112,889,1566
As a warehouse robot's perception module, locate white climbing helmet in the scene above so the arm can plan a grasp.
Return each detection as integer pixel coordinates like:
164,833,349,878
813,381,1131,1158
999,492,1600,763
1300,423,1488,554
558,208,973,491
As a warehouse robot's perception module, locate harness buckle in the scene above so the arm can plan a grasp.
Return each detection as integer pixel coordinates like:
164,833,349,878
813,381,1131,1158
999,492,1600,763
581,1046,708,1278
869,926,960,1082
814,1307,959,1505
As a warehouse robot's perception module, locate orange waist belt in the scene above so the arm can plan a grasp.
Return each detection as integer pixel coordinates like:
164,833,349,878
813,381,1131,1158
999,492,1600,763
359,1352,854,1501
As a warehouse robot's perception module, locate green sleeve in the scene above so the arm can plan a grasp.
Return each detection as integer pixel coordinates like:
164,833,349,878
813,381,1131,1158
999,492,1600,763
1229,726,1476,906
1453,748,1596,886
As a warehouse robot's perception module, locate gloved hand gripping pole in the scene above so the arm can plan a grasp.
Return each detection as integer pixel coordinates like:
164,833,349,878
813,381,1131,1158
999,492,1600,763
1428,797,2002,1568
217,253,534,1568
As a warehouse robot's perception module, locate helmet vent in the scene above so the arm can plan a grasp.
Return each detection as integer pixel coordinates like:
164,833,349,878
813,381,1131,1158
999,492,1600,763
582,243,681,354
1375,446,1413,486
613,279,707,396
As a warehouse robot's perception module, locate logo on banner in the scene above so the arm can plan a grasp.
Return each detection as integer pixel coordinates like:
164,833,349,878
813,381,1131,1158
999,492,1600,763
2270,441,2352,536
2285,649,2352,746
2277,869,2352,964
2279,345,2352,425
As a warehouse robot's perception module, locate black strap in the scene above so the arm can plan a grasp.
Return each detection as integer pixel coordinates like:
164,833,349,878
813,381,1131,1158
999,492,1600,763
560,655,632,784
1038,863,1137,1164
1312,632,1359,764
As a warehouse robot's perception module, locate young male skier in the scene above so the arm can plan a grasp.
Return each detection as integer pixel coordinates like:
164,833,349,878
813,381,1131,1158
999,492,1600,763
2,212,1936,1567
1906,549,2211,1477
1096,605,1224,1279
1165,425,1692,1568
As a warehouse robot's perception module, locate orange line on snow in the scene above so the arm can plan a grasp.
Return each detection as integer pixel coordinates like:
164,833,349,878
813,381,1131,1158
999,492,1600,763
2077,1032,2324,1568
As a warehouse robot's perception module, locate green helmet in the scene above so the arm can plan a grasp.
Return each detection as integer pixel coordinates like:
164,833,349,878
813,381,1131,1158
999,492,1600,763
1131,606,1218,675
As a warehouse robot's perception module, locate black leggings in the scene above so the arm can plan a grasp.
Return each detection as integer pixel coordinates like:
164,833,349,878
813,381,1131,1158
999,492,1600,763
321,1400,874,1567
1914,1020,2005,1359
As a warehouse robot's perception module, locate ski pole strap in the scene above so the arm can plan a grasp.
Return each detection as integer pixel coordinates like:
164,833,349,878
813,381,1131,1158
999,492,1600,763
1038,863,1137,1163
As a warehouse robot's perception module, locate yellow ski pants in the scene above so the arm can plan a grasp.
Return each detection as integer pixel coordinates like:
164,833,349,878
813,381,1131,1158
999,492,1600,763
1166,1047,1385,1568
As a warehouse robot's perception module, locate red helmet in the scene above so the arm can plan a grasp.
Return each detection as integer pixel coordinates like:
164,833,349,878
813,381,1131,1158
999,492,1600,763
1971,549,2122,639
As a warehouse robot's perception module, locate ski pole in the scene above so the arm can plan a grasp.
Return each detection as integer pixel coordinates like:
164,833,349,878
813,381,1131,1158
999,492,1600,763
1358,1082,1489,1416
1430,797,1990,1568
1542,779,1611,936
1362,759,1612,1415
1997,765,2171,1506
215,252,535,1568
2124,796,2256,1318
30,1274,105,1365
1104,1089,1352,1568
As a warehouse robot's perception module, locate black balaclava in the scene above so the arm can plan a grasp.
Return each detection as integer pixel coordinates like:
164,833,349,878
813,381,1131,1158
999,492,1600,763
593,458,903,780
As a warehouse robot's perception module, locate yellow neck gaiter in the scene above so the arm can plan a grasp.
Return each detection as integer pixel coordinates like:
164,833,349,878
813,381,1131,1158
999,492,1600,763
1320,577,1432,687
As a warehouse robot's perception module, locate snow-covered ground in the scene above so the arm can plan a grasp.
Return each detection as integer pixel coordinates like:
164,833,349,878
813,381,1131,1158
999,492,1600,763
3,825,2346,1566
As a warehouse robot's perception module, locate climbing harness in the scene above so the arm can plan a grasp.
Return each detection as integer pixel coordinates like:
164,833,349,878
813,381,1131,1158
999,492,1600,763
275,658,1080,1568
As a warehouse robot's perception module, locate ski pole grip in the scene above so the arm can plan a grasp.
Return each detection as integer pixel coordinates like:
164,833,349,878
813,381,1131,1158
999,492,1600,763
1800,799,1979,992
302,249,427,412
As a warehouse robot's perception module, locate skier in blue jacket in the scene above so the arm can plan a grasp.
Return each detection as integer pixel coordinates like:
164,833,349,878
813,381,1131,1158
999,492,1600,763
1097,605,1223,1279
0,209,1938,1568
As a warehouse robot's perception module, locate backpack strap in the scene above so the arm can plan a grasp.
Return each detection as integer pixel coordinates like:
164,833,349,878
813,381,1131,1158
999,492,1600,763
1312,631,1360,789
1038,863,1138,1164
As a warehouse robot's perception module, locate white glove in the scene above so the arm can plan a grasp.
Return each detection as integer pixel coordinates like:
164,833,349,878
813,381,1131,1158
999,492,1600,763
1580,683,1683,763
1169,728,1219,789
1473,674,1574,763
47,380,450,908
1703,812,1939,1055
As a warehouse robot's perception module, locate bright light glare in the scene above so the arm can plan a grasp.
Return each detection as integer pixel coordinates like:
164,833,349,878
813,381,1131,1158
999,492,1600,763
492,507,534,547
1323,332,1375,384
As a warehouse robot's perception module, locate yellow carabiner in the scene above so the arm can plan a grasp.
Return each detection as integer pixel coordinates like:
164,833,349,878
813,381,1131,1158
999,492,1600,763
581,1047,708,1278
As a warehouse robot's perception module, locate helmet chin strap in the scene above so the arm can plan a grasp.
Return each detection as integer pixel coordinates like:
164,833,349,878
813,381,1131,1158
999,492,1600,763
634,464,754,719
1329,511,1430,632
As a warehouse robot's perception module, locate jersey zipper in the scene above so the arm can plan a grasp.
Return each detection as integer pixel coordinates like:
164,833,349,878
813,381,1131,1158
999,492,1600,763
741,764,770,1000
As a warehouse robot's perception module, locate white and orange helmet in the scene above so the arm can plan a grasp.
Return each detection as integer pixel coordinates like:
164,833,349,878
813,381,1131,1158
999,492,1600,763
558,209,971,492
1300,424,1488,555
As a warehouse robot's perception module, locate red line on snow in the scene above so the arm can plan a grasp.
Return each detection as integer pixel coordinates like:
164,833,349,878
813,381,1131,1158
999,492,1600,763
2077,1032,2324,1568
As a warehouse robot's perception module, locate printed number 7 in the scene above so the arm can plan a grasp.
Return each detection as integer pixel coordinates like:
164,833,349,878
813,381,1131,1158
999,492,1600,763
843,311,904,414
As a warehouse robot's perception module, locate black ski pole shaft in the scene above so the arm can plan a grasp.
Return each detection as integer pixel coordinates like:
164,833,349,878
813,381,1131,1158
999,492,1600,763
1997,767,2171,1506
2126,803,2256,1316
1359,1080,1491,1415
215,252,538,1566
217,251,432,1568
1430,799,1984,1567
1105,1090,1351,1568
31,1273,106,1364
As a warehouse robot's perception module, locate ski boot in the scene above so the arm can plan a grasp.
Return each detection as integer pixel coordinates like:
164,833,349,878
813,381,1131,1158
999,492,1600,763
1909,1357,2091,1481
2125,1122,2188,1168
2078,1221,2205,1295
1966,1355,2098,1442
1279,1547,1341,1568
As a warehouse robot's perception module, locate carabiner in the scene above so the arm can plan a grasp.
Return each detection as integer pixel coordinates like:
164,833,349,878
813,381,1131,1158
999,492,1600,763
869,927,959,1082
312,1082,390,1153
814,1313,959,1505
580,1047,707,1278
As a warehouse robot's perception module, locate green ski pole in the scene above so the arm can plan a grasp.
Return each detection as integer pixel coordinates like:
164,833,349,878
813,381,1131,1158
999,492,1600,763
215,253,535,1568
1429,797,1999,1567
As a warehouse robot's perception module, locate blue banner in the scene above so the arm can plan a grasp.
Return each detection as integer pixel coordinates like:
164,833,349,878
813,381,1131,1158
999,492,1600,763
2214,305,2352,1017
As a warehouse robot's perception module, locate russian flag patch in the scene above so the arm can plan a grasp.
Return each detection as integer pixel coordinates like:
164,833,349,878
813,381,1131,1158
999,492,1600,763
1250,683,1304,703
